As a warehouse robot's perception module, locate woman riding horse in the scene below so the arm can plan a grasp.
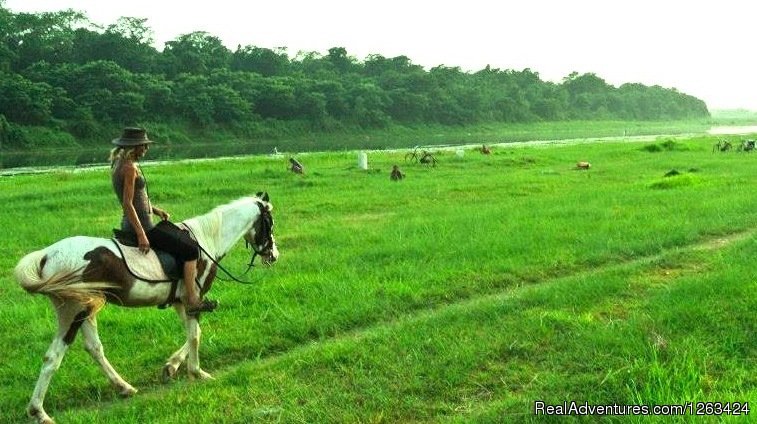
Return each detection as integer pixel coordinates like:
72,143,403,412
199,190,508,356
15,192,278,424
110,127,216,316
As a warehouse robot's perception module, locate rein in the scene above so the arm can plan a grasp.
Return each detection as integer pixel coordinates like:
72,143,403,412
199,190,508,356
187,225,259,285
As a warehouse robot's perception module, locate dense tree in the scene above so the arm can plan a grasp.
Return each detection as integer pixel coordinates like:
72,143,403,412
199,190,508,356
311,79,350,119
5,9,87,70
161,31,231,77
0,5,15,72
0,5,710,149
71,18,158,73
349,82,390,127
293,82,328,124
325,47,358,74
134,73,175,117
231,45,289,77
207,83,251,123
0,73,55,124
171,74,216,125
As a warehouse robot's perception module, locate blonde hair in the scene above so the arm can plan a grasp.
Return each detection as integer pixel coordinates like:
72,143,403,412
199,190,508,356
109,146,140,165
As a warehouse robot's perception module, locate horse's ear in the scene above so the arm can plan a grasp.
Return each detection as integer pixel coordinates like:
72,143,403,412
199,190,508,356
257,191,270,202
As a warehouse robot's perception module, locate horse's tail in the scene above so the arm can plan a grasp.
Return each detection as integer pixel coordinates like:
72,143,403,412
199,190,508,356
14,249,112,309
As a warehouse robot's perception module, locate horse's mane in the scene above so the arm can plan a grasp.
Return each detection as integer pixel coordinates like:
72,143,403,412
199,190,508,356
183,197,259,252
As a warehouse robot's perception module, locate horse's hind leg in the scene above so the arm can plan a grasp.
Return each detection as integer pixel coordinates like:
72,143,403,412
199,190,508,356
27,301,88,424
80,314,137,396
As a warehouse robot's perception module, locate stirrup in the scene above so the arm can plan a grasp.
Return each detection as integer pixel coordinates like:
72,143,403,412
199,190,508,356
186,299,218,316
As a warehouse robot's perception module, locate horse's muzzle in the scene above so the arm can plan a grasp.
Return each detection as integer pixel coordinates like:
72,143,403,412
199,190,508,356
261,245,279,265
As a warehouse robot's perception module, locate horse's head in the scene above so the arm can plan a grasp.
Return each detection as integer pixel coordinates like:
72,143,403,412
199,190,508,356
245,192,279,265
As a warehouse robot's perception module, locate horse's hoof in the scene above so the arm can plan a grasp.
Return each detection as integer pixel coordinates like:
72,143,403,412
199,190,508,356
27,405,54,424
118,384,138,397
189,369,214,381
161,364,177,383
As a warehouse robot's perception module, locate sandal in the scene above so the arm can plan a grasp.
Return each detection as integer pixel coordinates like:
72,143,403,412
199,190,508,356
186,299,218,316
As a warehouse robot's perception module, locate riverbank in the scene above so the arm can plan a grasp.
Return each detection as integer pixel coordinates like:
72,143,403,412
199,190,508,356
0,133,700,177
5,118,757,176
1,120,717,172
6,129,757,178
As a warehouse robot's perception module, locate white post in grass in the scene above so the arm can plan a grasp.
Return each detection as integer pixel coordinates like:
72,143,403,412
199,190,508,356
358,151,368,170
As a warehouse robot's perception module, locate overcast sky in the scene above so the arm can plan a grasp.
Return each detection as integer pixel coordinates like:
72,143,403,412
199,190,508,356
5,0,756,111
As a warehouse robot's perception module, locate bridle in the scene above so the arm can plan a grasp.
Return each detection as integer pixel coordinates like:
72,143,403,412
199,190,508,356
184,200,275,285
245,201,275,268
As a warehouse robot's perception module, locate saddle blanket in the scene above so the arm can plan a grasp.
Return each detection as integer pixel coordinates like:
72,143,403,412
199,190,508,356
112,239,175,282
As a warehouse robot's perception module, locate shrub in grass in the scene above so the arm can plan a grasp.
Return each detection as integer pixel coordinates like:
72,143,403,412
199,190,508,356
642,139,689,153
649,173,699,189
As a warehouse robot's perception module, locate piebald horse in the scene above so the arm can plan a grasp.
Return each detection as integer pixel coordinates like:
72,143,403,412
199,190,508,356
14,193,278,424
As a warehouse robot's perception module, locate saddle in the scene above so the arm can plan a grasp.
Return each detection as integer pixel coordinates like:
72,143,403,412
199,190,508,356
112,229,182,282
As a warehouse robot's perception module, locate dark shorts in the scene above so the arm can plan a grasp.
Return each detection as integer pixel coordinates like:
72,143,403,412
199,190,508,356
146,221,200,262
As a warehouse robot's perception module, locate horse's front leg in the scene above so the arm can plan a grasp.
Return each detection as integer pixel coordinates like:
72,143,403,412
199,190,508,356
81,315,137,396
162,342,189,383
162,304,189,382
186,312,214,381
163,304,213,381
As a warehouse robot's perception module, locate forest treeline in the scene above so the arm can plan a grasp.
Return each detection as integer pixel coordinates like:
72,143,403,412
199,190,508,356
0,5,710,149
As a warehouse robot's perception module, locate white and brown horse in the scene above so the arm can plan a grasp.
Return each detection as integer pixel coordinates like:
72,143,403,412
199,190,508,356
14,193,278,424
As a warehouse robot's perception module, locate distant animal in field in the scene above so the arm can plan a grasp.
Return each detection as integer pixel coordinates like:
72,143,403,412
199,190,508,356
289,157,304,174
738,139,755,152
713,139,732,153
390,165,405,181
576,161,591,170
480,144,491,155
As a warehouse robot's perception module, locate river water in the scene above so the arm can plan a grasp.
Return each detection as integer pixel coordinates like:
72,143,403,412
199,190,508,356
0,140,281,174
707,125,757,135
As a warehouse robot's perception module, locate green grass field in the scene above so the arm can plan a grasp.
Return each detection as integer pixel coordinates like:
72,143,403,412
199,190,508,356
0,134,754,423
